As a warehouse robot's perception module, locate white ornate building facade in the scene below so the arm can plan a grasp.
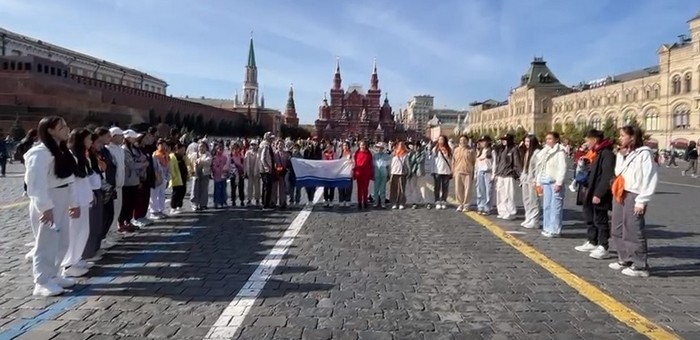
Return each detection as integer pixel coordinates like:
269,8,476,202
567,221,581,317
468,12,700,148
0,27,168,94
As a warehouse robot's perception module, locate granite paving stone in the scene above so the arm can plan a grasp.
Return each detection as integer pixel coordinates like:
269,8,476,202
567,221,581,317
0,163,698,339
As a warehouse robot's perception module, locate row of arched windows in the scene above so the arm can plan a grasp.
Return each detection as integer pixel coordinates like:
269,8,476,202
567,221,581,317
671,73,693,95
555,105,692,132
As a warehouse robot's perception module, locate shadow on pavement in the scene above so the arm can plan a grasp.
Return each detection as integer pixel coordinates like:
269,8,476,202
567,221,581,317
651,262,700,278
62,206,335,302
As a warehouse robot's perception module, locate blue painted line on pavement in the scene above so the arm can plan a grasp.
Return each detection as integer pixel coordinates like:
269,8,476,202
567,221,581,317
0,230,194,340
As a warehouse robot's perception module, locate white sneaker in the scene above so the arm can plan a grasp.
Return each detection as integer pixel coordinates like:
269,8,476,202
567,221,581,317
51,276,76,288
33,282,64,297
62,266,89,278
621,266,650,278
500,215,515,220
170,208,180,215
456,206,463,212
541,231,551,237
574,241,597,252
522,223,539,229
391,205,398,210
131,219,145,227
399,205,405,210
74,260,94,269
608,262,630,271
589,246,611,259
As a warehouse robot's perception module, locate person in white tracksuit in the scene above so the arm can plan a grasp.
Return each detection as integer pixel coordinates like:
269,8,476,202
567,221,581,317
62,128,96,278
24,116,81,297
106,127,125,247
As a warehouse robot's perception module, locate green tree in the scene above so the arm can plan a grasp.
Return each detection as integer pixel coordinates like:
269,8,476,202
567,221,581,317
601,117,618,141
10,117,26,141
553,122,563,134
148,109,157,125
164,110,174,126
514,126,528,143
174,111,182,128
563,122,584,146
194,114,204,134
205,119,217,135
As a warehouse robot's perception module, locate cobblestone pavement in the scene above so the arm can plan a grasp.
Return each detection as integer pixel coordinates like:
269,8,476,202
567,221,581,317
0,163,697,339
484,165,700,338
0,163,28,206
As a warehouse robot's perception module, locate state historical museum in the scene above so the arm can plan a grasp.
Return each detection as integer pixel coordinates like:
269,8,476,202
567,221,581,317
315,59,397,141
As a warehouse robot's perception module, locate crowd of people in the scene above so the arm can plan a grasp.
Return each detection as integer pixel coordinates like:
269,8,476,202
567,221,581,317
18,115,658,297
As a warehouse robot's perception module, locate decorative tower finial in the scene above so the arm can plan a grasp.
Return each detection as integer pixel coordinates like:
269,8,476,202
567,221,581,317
370,58,379,90
284,82,299,127
242,32,259,106
333,57,342,90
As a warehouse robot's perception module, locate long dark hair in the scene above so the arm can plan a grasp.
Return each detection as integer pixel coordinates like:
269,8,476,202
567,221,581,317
21,128,38,144
69,128,93,178
37,116,75,179
521,134,540,169
437,135,452,157
619,125,644,149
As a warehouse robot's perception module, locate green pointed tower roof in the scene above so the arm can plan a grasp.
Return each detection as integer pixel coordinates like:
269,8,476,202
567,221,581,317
247,33,256,68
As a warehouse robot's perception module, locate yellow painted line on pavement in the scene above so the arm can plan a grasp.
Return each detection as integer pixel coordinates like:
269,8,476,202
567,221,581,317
425,183,679,340
0,200,28,210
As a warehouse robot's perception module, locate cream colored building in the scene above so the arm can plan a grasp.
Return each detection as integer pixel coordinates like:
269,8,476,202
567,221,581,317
404,95,434,131
468,12,700,148
0,27,167,94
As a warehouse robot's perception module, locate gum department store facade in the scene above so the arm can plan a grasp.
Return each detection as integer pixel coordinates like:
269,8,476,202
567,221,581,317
468,12,700,148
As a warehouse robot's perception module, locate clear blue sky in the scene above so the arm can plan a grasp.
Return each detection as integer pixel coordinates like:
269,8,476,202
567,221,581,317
2,0,698,124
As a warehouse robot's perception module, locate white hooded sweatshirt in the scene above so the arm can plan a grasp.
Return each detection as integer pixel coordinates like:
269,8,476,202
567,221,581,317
615,146,658,208
24,144,77,213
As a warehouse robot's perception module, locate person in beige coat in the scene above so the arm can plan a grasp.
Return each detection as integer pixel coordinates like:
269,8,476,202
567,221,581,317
452,136,476,211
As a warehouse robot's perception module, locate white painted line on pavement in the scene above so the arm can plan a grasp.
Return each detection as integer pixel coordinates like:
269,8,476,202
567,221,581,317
203,188,323,340
659,181,700,189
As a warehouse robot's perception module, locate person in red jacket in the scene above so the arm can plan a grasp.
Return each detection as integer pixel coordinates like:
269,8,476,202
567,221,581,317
353,140,374,210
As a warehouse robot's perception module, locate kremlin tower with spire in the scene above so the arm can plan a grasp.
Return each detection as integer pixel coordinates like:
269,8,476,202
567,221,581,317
315,58,397,141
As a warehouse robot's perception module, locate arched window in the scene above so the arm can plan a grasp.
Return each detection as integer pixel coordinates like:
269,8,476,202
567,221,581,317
653,85,660,99
576,116,587,129
685,73,692,93
632,89,638,101
672,75,682,95
591,116,602,129
674,104,690,129
644,109,659,131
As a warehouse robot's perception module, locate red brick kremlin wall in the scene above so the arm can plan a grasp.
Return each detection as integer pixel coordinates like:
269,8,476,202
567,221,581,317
0,56,245,132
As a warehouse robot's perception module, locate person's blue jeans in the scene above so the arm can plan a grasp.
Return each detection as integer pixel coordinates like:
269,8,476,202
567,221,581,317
541,182,565,234
213,180,227,205
475,170,492,212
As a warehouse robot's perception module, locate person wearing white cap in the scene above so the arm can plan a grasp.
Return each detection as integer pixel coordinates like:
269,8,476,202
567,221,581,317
118,130,147,231
259,133,275,209
106,127,126,237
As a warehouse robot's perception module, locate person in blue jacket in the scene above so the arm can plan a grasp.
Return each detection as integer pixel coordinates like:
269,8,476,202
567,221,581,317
372,142,390,209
